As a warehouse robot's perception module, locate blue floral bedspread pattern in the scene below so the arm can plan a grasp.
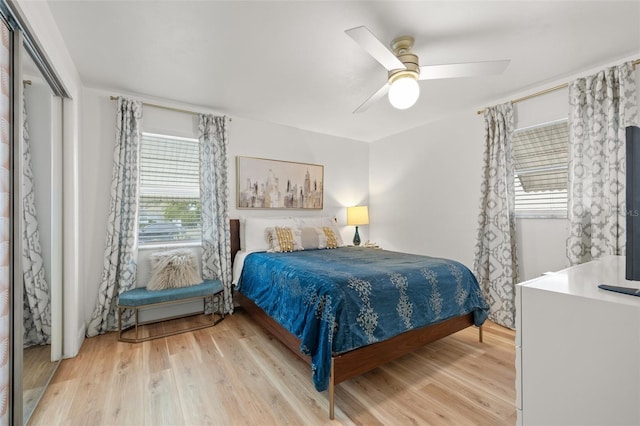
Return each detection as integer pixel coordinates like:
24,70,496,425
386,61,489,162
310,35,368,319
237,247,488,391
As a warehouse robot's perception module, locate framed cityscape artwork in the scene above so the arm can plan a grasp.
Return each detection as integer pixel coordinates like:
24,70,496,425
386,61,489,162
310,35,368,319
237,156,324,209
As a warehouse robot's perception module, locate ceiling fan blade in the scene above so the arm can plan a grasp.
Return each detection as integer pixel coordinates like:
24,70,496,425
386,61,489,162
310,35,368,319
418,60,510,80
353,83,390,114
345,26,406,71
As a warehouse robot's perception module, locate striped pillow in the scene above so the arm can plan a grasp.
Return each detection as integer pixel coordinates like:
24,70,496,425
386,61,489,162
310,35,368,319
266,227,302,252
320,227,339,249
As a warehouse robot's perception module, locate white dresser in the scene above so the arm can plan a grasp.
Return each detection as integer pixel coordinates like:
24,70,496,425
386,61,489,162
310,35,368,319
516,256,640,426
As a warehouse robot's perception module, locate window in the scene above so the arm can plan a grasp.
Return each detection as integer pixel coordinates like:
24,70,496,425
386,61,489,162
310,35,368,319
138,132,201,244
513,119,568,218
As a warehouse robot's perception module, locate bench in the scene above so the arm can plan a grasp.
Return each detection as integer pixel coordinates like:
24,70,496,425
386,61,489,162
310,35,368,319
117,279,224,343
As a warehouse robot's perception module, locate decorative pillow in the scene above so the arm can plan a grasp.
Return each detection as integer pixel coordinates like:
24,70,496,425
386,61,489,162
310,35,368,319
294,216,345,247
299,226,338,250
242,216,296,252
147,249,202,291
266,226,303,252
320,227,340,249
300,227,323,249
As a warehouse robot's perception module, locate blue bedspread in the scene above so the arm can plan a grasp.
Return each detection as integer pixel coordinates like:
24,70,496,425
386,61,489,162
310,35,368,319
237,247,488,391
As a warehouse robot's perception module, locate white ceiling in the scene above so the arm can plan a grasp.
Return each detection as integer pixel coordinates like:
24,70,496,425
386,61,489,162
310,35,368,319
46,1,640,142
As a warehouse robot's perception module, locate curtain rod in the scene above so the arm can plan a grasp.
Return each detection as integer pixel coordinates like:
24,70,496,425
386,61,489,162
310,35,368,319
476,58,640,115
109,95,231,120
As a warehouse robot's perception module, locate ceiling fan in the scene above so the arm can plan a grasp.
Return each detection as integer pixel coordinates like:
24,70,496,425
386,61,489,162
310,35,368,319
345,26,510,113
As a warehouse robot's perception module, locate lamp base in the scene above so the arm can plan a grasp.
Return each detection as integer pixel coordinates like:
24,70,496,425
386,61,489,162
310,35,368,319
353,226,361,246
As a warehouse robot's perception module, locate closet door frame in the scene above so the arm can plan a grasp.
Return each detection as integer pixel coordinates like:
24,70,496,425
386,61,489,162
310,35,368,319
10,27,23,426
10,28,64,426
1,1,69,423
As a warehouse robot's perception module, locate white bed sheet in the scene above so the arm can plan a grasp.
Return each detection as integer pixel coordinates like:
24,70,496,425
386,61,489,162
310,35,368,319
232,249,258,285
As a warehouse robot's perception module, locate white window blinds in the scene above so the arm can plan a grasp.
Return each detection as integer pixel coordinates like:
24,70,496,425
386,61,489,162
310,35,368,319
138,132,201,244
513,119,568,218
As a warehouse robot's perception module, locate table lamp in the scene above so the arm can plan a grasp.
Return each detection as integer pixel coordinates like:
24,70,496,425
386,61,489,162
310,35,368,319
347,205,369,246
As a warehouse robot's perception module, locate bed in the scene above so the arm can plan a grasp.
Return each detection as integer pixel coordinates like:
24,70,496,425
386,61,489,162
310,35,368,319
229,218,489,419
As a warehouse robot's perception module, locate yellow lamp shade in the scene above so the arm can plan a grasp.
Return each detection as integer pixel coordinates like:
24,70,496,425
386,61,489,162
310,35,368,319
347,206,369,226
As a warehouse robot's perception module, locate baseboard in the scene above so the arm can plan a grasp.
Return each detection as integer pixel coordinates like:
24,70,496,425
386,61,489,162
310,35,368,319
64,323,86,359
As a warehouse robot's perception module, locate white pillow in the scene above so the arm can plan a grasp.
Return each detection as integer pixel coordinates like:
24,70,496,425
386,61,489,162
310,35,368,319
242,216,296,252
294,216,345,247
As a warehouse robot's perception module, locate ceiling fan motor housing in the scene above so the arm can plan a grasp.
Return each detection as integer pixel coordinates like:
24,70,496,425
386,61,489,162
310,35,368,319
388,36,420,83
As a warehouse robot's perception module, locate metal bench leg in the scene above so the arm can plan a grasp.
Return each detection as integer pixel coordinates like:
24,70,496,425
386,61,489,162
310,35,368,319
117,286,224,343
218,292,225,321
211,294,216,325
210,292,225,325
135,308,139,341
118,307,123,340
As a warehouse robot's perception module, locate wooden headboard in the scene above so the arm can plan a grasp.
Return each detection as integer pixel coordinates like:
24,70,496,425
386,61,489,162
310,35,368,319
230,219,240,264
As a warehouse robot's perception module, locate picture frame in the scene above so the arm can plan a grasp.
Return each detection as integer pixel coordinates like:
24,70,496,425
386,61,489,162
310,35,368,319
236,156,324,209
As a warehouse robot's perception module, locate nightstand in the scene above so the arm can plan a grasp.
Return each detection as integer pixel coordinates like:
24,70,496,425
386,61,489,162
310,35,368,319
351,243,380,249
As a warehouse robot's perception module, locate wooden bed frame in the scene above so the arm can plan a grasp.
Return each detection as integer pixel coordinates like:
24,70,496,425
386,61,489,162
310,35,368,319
229,219,482,419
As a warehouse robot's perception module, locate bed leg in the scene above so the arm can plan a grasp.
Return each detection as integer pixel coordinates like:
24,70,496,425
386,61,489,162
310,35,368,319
329,358,335,420
478,325,484,343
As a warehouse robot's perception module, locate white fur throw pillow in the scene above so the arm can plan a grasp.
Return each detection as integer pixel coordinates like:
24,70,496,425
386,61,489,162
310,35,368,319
147,249,202,291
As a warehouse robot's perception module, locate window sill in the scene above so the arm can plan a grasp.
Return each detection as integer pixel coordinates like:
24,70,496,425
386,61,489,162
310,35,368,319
515,213,567,219
138,241,202,251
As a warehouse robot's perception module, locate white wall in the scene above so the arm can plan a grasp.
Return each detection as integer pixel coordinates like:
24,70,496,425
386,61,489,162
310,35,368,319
80,87,369,324
228,116,370,233
368,106,569,281
369,110,484,268
367,100,568,279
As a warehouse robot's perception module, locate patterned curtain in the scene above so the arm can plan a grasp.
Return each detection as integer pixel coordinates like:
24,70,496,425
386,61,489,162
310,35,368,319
199,114,233,314
22,91,51,347
86,98,142,337
567,62,638,265
473,102,518,329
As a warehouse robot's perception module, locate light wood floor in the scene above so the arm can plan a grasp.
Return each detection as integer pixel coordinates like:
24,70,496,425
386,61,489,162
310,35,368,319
29,310,516,425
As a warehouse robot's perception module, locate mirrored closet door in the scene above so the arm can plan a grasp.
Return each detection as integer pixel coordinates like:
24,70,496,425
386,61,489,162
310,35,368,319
17,32,63,425
0,14,13,426
0,4,68,423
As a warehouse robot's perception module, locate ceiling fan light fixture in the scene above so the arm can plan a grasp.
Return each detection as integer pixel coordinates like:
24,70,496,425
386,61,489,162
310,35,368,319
388,74,420,110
